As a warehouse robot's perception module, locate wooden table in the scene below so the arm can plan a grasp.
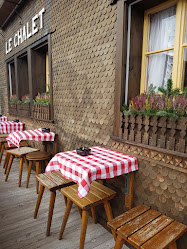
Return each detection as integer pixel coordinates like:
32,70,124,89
46,146,138,209
6,129,58,156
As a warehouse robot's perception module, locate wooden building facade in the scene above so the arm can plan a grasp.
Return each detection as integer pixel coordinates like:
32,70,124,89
0,0,186,248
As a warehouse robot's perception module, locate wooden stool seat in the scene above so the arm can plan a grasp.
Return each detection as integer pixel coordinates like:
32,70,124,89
7,147,39,156
26,151,51,161
59,181,116,249
5,147,40,187
34,172,75,236
107,204,187,249
26,151,51,193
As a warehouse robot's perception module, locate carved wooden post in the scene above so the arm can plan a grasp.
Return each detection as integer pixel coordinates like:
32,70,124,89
129,115,136,141
177,118,186,153
149,116,158,147
143,116,150,145
168,117,177,151
124,115,129,140
159,117,167,148
136,115,142,143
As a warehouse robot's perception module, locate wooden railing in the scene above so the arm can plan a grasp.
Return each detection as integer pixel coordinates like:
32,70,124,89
121,114,187,153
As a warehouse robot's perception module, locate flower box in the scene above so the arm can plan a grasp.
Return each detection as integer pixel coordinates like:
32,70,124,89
9,103,17,114
122,114,187,153
32,104,50,120
17,103,30,116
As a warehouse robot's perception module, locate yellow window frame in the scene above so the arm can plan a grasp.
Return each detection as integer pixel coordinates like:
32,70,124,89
140,0,187,93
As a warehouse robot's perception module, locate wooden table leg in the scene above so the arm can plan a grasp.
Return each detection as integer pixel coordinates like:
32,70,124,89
125,172,134,210
46,191,56,236
36,161,40,194
59,199,73,240
18,157,24,187
23,155,29,170
26,160,33,188
79,210,89,249
0,143,5,164
114,235,125,249
91,206,97,224
3,152,9,169
54,134,58,155
5,154,14,181
104,200,116,240
169,241,177,249
34,185,45,218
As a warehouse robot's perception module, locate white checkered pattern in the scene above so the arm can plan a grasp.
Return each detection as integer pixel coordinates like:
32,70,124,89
6,129,55,147
0,121,23,134
45,146,138,198
0,116,7,122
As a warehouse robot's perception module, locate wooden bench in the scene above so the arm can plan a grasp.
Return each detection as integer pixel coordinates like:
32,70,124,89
107,204,187,249
59,181,116,249
34,172,75,236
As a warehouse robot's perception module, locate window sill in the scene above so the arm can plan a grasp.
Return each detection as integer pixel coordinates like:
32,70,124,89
9,113,55,124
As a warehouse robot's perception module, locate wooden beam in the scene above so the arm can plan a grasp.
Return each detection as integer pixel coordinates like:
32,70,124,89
113,0,127,137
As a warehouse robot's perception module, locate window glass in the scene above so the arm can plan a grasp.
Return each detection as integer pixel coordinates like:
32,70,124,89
182,47,187,88
146,51,173,91
148,6,176,52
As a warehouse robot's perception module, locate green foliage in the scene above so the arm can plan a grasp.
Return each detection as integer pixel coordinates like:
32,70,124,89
17,95,30,105
158,79,180,96
122,87,187,119
183,86,187,92
9,95,17,104
33,92,50,106
147,84,156,94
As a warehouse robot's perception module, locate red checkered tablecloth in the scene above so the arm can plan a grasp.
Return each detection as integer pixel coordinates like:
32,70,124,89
45,146,138,198
6,129,55,147
0,121,23,134
0,116,7,122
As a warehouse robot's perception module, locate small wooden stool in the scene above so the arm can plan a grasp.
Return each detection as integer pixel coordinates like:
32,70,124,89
3,141,27,173
34,172,75,236
59,181,116,249
26,151,51,194
5,147,40,187
0,134,9,164
107,204,187,249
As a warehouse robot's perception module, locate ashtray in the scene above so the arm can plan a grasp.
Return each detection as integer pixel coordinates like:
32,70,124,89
76,147,91,156
13,119,19,122
42,128,50,133
0,114,2,117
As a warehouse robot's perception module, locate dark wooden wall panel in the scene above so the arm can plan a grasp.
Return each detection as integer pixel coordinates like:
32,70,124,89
128,4,144,101
10,62,16,95
31,49,46,98
17,56,29,99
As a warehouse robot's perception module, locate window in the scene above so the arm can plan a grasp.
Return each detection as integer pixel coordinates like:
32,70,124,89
140,0,187,92
7,35,52,120
8,60,16,97
17,52,29,100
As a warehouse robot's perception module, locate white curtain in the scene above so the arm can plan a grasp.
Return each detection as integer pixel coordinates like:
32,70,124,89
147,6,176,91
